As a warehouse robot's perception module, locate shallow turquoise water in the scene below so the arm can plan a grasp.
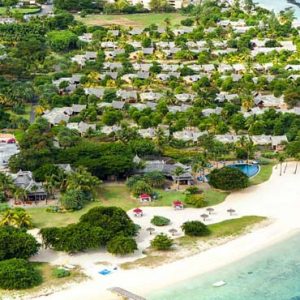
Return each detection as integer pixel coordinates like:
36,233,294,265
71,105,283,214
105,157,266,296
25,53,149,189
229,164,259,177
149,233,300,300
257,0,300,18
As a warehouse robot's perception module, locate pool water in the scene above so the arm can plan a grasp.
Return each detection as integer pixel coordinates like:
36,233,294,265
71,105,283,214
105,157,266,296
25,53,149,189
229,163,260,177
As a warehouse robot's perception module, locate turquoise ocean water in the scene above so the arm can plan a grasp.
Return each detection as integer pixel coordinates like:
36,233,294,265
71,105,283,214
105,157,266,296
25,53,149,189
256,0,300,18
149,233,300,300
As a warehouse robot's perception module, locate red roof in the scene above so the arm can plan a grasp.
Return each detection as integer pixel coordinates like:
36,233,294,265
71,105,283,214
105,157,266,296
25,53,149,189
173,200,183,206
140,194,151,198
133,208,143,213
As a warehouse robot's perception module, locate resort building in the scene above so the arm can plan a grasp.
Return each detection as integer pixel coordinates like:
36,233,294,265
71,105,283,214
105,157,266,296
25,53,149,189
11,170,47,201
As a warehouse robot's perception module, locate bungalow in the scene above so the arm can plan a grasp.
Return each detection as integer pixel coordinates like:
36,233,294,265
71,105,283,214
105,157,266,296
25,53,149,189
11,170,47,201
100,125,121,135
107,30,120,37
254,94,285,109
84,87,105,98
101,41,118,49
172,27,193,36
215,92,239,103
202,107,223,117
173,127,207,142
140,92,163,102
117,90,138,102
138,128,155,138
131,103,147,111
271,135,288,151
129,28,143,35
103,62,123,70
67,121,96,135
175,93,195,102
43,107,71,125
78,33,93,43
183,75,202,83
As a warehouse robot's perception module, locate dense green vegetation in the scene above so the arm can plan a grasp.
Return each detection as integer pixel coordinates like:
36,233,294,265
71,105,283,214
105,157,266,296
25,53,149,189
40,206,138,253
209,167,249,190
0,259,42,290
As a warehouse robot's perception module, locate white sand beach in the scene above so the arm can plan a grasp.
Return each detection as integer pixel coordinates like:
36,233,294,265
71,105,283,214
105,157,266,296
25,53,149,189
32,162,300,300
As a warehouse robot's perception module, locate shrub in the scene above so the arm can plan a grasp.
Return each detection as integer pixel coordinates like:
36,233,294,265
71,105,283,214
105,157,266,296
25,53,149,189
0,226,40,260
0,259,42,289
107,236,137,255
185,186,201,195
79,206,137,237
151,216,170,226
52,268,70,278
209,167,249,190
181,221,210,237
130,180,153,197
185,194,207,208
151,233,173,251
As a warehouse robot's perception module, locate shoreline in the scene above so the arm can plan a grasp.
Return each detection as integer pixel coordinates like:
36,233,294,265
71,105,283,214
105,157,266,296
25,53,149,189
37,222,299,300
32,163,300,300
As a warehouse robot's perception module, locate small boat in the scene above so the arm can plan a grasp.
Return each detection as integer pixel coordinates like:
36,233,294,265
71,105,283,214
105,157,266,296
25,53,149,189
212,280,226,287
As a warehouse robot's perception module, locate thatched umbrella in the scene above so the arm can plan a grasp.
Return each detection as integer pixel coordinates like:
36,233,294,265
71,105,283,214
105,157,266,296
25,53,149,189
206,207,214,215
201,213,209,221
227,208,236,216
169,228,178,236
147,227,155,235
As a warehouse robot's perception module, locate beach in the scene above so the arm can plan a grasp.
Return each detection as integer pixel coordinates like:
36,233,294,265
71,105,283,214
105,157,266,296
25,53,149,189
29,162,300,300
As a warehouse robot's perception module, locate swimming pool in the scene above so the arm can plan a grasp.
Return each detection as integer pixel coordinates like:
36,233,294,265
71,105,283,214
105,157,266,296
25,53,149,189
228,163,260,177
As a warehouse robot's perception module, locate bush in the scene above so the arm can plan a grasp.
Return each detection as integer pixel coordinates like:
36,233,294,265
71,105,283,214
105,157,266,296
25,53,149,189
79,206,137,237
209,167,249,191
185,194,207,208
181,221,210,237
40,223,107,253
0,226,40,260
151,216,170,226
130,180,153,197
185,186,201,195
0,259,42,289
52,268,70,278
151,233,173,251
60,189,92,210
107,236,137,255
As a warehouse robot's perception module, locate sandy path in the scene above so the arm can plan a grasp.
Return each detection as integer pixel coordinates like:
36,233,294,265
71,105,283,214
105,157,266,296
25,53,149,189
33,162,300,300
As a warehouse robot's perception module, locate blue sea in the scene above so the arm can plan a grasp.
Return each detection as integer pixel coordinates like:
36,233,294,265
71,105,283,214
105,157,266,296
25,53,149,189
256,0,300,18
148,233,300,300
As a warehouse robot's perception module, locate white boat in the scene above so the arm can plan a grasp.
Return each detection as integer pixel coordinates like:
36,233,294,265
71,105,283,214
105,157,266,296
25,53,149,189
212,280,226,287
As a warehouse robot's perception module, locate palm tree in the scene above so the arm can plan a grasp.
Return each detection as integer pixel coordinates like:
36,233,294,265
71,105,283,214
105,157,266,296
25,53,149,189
66,166,102,196
173,167,185,190
13,188,27,204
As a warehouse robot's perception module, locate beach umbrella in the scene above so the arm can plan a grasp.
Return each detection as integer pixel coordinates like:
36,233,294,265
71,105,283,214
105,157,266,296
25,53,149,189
169,228,177,236
206,207,214,215
201,213,209,221
227,208,236,216
147,227,155,235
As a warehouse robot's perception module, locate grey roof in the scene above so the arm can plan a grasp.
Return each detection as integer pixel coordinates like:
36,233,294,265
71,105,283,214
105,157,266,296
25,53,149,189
84,88,105,98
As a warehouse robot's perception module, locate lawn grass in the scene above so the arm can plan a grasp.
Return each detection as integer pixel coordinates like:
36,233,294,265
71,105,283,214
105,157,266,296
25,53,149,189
250,164,274,186
175,216,266,246
0,262,85,298
0,7,40,15
27,183,228,228
27,201,102,228
76,13,185,28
